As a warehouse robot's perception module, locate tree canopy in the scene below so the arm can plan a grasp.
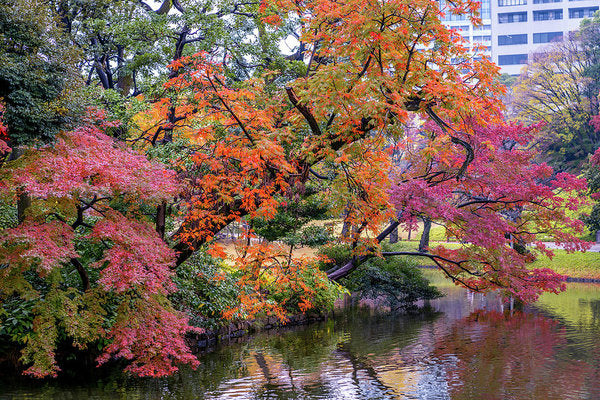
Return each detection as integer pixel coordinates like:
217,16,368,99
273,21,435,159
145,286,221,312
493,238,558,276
0,0,593,378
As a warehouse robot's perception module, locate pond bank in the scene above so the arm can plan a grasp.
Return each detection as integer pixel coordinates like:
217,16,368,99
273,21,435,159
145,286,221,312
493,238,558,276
190,313,328,352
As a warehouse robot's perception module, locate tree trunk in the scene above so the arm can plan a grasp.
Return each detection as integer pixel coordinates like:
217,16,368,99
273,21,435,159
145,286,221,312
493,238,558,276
156,201,166,239
418,218,431,252
16,191,31,223
8,148,30,223
389,223,398,243
327,220,400,281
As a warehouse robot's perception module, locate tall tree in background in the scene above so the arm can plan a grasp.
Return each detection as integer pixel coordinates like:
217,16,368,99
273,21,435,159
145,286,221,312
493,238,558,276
513,15,600,172
584,111,600,235
48,0,300,95
0,0,81,146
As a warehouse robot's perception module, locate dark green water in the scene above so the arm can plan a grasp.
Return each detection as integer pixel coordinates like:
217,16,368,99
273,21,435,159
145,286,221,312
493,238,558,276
3,271,600,399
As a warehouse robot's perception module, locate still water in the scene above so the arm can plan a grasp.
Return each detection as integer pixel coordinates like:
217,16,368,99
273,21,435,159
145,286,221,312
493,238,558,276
3,271,600,400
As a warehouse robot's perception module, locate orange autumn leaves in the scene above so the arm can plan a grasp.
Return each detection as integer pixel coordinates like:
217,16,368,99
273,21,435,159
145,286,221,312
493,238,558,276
128,0,510,315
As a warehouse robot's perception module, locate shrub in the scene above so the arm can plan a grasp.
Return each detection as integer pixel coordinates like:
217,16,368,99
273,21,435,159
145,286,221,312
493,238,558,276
170,251,241,331
319,243,441,309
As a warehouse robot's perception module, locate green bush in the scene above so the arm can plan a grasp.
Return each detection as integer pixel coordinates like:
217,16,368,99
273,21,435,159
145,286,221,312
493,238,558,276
0,297,35,347
318,243,441,309
267,264,346,314
170,251,242,331
0,201,17,229
316,243,352,270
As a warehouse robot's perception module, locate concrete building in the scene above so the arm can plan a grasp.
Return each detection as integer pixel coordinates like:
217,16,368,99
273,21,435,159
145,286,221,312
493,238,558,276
441,0,493,61
491,0,599,74
440,0,599,75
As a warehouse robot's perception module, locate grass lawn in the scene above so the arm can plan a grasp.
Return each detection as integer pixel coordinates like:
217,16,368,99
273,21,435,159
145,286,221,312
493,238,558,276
217,223,600,280
388,241,600,280
531,250,600,279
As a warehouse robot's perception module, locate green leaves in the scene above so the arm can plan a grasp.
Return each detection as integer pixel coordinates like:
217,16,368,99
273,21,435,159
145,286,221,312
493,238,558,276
319,243,441,308
0,0,82,145
251,193,331,243
170,251,241,330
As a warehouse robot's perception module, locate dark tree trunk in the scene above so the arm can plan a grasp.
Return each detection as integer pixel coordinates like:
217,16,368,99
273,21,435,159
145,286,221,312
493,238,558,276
418,218,431,252
16,191,30,223
327,221,400,281
156,201,166,239
71,259,90,292
389,223,398,243
8,148,30,223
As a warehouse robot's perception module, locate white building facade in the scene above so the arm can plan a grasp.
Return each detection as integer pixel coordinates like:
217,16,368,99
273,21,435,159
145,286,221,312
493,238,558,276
441,0,600,75
491,0,599,74
441,0,493,60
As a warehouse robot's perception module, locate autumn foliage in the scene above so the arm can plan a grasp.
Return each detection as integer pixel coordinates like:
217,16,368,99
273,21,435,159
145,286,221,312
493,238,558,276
0,109,198,377
388,121,589,302
0,0,595,379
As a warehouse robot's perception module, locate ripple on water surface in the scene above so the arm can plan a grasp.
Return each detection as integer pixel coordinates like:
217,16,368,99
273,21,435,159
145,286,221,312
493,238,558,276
3,281,600,399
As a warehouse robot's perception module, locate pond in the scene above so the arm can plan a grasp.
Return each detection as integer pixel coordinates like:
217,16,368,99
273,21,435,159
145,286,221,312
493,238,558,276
3,271,600,400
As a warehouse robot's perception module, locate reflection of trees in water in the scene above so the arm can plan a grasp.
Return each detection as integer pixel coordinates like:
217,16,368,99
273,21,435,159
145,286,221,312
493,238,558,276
11,294,600,400
334,343,397,399
221,307,439,399
434,309,592,400
589,299,600,323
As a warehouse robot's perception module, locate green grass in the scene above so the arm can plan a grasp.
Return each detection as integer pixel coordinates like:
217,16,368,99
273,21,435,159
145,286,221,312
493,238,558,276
387,240,600,280
531,250,600,279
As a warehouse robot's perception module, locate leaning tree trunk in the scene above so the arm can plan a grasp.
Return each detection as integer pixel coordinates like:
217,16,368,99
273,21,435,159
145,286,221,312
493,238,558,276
389,222,398,243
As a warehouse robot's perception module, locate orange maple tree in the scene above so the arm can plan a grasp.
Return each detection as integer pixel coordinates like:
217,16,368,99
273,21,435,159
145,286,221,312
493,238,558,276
154,0,585,303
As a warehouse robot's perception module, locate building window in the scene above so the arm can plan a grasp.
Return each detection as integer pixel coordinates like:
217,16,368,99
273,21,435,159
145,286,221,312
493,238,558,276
533,0,561,3
441,0,491,20
533,9,563,20
498,11,527,23
479,0,492,19
498,0,527,5
473,35,492,42
498,54,528,65
498,34,528,45
569,7,599,18
532,31,563,43
439,0,468,22
474,24,492,31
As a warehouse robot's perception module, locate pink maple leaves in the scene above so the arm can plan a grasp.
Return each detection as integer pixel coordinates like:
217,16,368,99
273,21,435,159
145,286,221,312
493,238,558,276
0,109,198,378
90,213,177,293
0,220,77,274
389,122,589,301
97,296,201,377
6,112,178,202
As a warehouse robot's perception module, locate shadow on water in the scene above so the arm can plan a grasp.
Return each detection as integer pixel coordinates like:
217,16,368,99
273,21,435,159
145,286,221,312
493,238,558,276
3,276,600,399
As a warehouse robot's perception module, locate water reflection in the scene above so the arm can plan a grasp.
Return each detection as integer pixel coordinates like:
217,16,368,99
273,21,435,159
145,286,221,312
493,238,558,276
3,280,600,399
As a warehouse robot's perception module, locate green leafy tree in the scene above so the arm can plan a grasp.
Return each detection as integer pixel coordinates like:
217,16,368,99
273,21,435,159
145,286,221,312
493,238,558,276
0,0,81,146
513,16,600,171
